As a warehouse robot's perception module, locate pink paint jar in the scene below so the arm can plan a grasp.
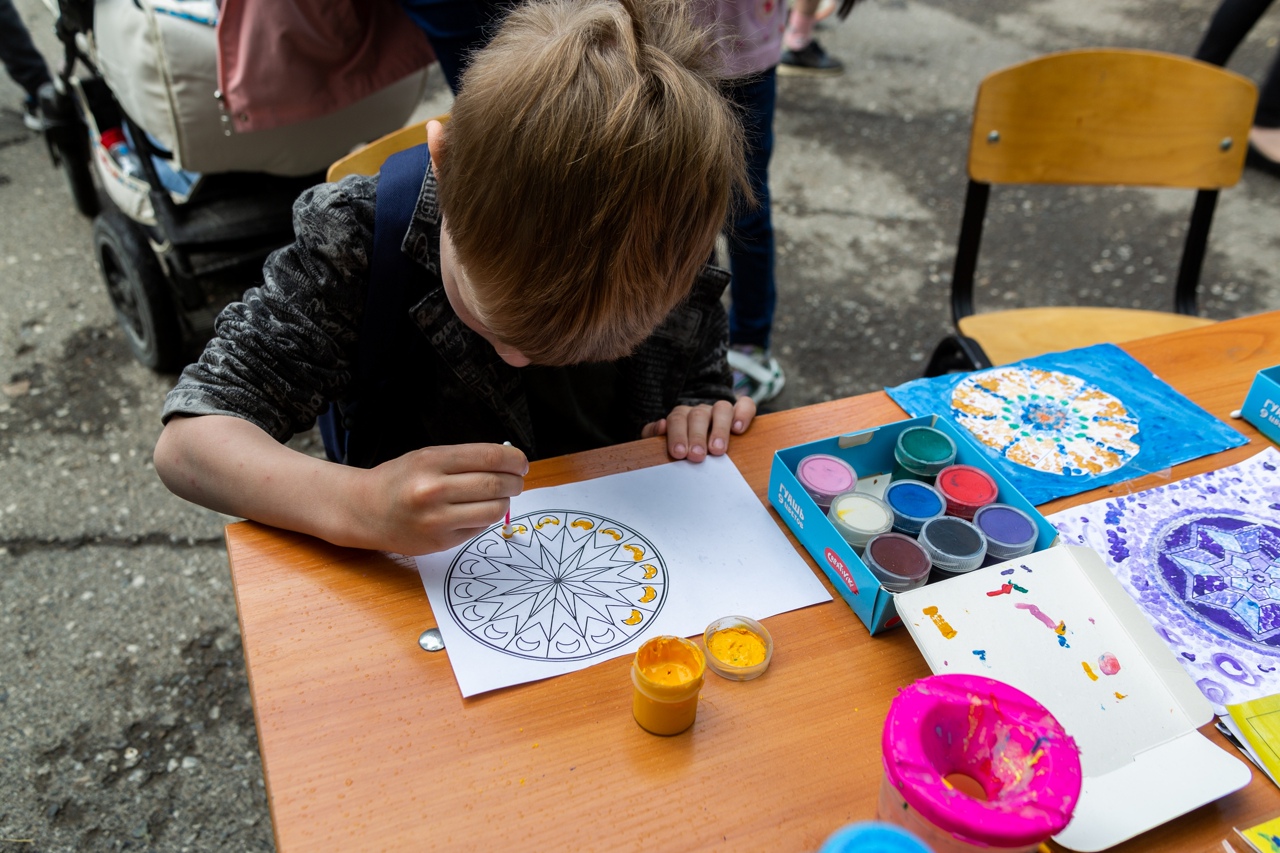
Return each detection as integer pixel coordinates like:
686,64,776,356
795,453,857,511
879,674,1081,853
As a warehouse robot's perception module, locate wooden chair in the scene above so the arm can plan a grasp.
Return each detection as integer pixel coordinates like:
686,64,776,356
326,115,448,182
923,49,1257,376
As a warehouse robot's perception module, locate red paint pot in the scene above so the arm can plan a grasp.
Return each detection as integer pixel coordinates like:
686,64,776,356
934,465,999,520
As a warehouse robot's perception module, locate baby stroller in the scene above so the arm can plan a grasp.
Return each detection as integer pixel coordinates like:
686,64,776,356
39,0,430,371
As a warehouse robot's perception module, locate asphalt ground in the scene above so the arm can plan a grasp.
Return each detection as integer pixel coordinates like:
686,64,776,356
1,0,1279,849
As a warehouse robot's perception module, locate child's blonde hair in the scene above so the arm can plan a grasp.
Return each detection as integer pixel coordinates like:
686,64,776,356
436,0,749,365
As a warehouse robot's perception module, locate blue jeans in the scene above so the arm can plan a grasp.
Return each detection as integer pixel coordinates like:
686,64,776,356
397,0,506,94
0,0,51,100
721,69,778,350
1195,0,1280,127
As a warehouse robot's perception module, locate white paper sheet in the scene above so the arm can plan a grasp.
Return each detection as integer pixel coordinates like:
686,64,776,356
416,455,832,697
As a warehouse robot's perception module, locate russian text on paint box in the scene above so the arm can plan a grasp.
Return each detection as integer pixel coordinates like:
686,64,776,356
1243,365,1280,445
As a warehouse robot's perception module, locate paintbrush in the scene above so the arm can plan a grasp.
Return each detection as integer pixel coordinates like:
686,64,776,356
502,441,514,536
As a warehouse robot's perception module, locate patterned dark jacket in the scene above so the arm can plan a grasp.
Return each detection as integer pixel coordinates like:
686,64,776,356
161,167,735,464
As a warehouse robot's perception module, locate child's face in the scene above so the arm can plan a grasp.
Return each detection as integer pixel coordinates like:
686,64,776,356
438,225,531,368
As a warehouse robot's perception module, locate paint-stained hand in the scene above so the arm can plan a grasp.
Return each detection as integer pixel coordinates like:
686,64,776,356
641,398,756,462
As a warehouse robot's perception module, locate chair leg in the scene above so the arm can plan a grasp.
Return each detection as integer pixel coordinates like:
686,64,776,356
922,334,992,377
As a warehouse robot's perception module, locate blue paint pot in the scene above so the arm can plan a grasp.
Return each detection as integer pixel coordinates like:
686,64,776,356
883,479,946,535
819,821,932,853
973,503,1038,566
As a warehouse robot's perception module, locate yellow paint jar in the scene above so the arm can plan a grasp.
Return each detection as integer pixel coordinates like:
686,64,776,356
631,635,706,736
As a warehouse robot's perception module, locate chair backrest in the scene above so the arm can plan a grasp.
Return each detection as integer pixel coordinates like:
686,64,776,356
968,49,1255,188
326,116,448,183
950,49,1257,322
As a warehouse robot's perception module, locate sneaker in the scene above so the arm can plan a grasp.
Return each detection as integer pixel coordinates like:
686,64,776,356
778,39,844,77
22,97,44,132
728,344,786,404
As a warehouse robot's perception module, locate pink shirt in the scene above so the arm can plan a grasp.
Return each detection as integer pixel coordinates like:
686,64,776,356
692,0,788,79
216,0,435,132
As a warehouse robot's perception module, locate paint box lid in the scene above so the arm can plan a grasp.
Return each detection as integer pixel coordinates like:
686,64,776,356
703,615,773,681
882,479,946,535
828,492,895,553
796,453,858,509
973,503,1038,560
863,533,932,593
917,516,987,574
892,426,957,479
934,464,999,519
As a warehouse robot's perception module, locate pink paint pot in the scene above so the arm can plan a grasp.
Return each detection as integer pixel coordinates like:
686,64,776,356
879,674,1082,853
796,453,858,511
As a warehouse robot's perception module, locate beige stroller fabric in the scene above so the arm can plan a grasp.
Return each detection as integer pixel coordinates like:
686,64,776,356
93,0,429,176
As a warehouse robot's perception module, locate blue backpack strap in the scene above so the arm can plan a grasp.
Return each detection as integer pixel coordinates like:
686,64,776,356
319,143,431,464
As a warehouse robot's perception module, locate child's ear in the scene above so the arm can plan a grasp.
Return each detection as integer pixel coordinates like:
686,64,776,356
426,119,445,177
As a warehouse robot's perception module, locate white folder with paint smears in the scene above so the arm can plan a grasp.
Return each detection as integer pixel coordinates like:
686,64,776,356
896,545,1249,852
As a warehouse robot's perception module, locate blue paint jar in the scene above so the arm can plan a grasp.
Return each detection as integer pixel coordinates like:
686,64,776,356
883,479,947,535
819,822,932,853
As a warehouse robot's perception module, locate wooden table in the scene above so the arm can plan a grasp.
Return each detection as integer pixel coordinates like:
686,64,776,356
226,311,1280,852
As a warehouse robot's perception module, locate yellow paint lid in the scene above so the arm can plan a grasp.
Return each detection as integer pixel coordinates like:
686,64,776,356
703,615,773,681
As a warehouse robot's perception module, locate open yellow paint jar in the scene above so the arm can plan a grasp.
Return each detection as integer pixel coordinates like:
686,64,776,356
703,615,773,681
631,635,706,735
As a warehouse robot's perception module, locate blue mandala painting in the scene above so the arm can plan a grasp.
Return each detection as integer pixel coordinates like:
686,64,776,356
1049,448,1280,711
887,343,1246,505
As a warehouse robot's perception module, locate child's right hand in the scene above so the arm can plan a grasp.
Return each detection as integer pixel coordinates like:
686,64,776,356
361,443,529,555
155,416,527,557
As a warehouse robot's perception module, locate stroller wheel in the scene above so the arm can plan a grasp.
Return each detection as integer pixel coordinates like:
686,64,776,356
92,208,184,372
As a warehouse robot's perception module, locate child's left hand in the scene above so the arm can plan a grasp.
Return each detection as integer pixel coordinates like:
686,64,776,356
641,397,756,462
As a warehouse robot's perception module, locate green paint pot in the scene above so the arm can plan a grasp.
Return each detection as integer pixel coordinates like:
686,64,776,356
890,426,958,484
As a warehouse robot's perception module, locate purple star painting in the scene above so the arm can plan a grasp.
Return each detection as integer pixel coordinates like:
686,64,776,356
1048,448,1280,713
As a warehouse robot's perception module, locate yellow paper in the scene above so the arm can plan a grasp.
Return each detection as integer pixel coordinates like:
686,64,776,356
1227,694,1280,787
1237,814,1280,853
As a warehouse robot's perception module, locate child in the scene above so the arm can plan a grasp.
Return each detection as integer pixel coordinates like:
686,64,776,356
154,0,757,557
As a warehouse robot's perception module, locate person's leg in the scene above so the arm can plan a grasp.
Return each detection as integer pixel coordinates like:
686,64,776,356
397,0,505,94
722,70,785,403
1249,52,1280,166
1255,50,1280,128
0,0,52,108
1194,0,1273,65
1194,0,1280,167
724,71,777,351
780,0,844,76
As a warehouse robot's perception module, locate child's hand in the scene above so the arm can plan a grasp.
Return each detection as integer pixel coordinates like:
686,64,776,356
362,443,529,554
641,398,756,462
155,417,528,557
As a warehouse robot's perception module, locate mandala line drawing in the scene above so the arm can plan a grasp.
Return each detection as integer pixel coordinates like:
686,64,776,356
445,510,668,661
950,366,1141,476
